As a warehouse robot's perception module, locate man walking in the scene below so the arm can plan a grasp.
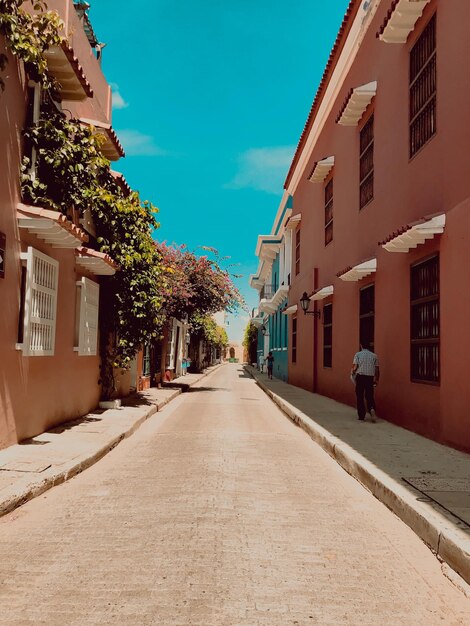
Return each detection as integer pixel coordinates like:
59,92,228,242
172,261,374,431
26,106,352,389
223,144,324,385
351,341,379,422
265,351,274,380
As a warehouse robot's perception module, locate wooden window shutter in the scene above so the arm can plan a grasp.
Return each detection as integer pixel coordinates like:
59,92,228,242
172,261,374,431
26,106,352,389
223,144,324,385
20,247,59,356
75,277,100,356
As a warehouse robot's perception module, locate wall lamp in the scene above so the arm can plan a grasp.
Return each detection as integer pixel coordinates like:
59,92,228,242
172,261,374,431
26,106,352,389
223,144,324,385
300,292,321,318
261,325,269,336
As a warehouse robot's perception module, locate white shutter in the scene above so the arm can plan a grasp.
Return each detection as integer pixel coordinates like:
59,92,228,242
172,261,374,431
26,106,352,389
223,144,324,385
20,247,59,356
75,277,99,356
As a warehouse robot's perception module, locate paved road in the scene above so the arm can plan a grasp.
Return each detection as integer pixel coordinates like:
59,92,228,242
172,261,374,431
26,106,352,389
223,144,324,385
1,364,469,625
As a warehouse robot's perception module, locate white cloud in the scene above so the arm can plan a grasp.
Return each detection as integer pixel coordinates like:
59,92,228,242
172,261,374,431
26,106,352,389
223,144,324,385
111,83,129,110
225,146,295,195
117,130,166,157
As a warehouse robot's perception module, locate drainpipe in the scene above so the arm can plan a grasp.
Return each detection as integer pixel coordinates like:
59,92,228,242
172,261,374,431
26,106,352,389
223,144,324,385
313,267,319,393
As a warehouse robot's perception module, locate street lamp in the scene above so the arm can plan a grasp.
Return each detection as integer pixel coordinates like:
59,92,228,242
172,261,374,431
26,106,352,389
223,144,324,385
300,292,321,318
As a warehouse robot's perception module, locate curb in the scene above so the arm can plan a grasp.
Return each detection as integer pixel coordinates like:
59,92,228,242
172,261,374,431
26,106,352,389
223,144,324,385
245,366,470,586
0,364,223,518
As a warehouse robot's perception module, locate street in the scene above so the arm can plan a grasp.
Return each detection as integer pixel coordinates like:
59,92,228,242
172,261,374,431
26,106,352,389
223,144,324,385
0,364,469,625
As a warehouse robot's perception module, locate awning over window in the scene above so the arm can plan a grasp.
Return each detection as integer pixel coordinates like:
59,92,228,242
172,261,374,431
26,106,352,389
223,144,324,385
336,81,377,126
80,118,125,160
310,285,334,301
282,304,298,315
250,316,265,328
110,170,132,195
337,258,377,282
377,0,431,44
255,235,282,260
17,204,88,248
285,213,301,230
308,156,335,183
380,214,445,253
45,42,93,100
75,247,118,275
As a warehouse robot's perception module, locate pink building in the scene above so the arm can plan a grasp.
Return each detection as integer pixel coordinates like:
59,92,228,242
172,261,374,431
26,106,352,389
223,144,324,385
0,1,124,449
282,0,470,451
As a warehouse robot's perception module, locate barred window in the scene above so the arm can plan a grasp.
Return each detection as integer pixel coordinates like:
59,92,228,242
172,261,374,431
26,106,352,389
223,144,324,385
292,316,297,363
143,344,151,377
325,179,333,245
359,115,374,209
295,229,300,275
410,15,436,157
359,284,375,350
323,303,333,368
410,255,439,383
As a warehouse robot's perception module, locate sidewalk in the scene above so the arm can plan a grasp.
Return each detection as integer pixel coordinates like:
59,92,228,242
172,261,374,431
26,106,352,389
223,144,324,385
0,364,222,519
245,365,470,587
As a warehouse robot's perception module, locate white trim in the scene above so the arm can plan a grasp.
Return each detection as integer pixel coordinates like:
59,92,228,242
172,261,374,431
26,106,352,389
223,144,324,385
310,285,334,301
337,81,377,126
285,213,301,230
339,258,377,282
308,156,335,183
382,214,445,253
287,1,382,194
282,304,298,315
379,0,431,44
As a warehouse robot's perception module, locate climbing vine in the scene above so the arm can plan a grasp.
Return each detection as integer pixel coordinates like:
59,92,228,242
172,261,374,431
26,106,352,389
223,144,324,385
0,0,63,92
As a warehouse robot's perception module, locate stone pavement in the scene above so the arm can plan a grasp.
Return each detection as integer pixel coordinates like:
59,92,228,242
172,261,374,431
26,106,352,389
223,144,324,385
0,363,469,625
245,365,470,587
0,365,221,519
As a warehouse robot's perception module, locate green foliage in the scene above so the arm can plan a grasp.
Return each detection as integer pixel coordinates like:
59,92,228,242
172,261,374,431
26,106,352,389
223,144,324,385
21,100,164,398
243,321,258,364
0,0,63,93
190,313,228,349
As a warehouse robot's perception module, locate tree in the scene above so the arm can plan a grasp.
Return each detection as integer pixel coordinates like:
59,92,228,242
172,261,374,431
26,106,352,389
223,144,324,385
243,321,258,365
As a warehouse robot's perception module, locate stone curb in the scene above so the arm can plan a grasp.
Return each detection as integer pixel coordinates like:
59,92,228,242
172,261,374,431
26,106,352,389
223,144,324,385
0,364,222,519
245,365,470,586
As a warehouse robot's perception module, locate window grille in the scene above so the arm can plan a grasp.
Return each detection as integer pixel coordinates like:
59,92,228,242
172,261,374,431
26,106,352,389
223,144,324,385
323,304,333,367
166,324,175,368
410,15,436,157
295,229,300,275
359,115,374,209
359,284,375,350
410,255,439,383
324,179,333,245
18,247,59,356
292,317,297,363
143,344,151,377
74,277,100,356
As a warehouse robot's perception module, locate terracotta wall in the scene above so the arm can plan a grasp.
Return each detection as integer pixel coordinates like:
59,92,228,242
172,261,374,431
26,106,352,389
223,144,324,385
287,0,470,450
0,2,117,448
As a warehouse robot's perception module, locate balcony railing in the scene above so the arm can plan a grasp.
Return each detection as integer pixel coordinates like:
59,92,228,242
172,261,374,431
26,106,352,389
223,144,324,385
260,284,276,300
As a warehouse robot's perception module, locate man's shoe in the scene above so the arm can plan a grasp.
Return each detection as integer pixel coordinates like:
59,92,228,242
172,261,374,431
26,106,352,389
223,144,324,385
369,409,377,423
358,417,365,421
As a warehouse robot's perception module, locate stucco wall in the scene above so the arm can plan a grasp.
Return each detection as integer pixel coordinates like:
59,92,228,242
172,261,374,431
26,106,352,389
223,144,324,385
286,0,470,451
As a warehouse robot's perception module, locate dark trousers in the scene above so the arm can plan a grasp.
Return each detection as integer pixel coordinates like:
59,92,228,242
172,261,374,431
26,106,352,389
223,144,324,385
355,374,375,419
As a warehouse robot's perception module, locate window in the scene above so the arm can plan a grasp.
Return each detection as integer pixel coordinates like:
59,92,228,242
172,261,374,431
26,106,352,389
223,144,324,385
359,115,374,209
410,15,436,158
410,255,439,383
325,179,333,245
359,284,375,350
292,316,297,363
74,277,100,356
323,303,333,368
17,247,59,356
295,229,300,275
143,344,151,377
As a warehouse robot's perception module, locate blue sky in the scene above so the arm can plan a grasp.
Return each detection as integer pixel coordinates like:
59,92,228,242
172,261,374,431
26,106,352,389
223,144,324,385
90,0,350,341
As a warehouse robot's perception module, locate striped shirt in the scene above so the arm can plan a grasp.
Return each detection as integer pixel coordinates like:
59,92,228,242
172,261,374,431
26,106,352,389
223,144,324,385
353,349,379,376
